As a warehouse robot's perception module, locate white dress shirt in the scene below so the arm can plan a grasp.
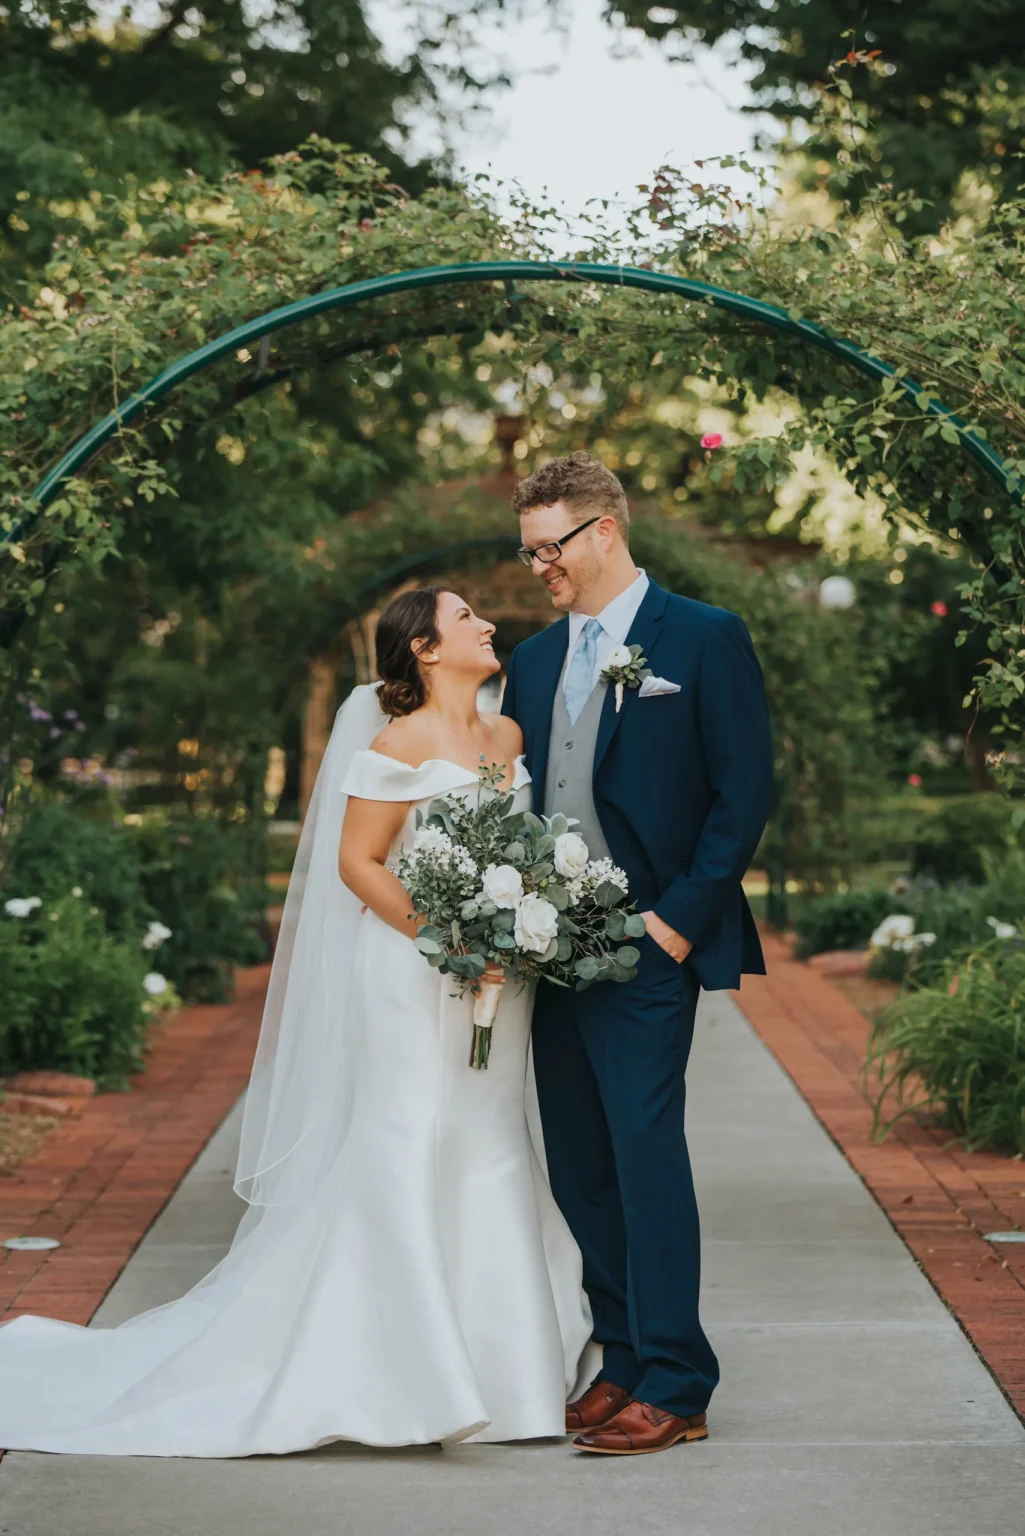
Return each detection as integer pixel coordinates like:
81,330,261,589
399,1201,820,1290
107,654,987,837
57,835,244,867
567,568,650,694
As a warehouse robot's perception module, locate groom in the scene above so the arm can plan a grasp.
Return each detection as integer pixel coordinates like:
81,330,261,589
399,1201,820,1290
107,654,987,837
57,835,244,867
502,451,773,1455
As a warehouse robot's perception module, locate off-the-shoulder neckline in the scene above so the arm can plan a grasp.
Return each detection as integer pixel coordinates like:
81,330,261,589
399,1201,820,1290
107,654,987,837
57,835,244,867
359,749,526,773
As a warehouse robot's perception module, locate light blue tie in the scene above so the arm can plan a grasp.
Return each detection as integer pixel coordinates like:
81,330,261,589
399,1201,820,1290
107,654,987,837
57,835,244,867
563,618,603,726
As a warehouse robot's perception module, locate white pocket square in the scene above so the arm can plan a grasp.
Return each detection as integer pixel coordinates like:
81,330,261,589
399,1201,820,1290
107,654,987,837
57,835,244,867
638,676,681,698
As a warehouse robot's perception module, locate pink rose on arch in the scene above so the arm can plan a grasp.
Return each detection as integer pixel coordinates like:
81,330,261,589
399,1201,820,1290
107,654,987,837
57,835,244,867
700,432,724,450
930,600,948,617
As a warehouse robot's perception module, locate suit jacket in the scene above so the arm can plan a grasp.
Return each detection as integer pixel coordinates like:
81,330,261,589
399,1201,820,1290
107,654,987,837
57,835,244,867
501,580,774,991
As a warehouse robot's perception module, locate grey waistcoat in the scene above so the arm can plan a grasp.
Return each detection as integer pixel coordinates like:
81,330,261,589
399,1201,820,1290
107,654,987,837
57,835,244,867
543,657,612,861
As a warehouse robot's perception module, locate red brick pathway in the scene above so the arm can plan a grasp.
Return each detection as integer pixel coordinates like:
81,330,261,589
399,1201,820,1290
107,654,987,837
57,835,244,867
0,964,267,1329
734,933,1025,1423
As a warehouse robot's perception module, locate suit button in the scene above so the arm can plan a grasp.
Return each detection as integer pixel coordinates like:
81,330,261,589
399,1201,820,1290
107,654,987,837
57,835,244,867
565,741,573,750
557,778,567,789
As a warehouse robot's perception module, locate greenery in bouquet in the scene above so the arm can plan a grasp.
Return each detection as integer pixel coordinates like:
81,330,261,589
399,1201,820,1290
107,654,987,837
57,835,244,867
395,766,647,1066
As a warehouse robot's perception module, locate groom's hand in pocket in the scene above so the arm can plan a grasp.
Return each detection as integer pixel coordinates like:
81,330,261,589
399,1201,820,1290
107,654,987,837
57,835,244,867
642,910,693,964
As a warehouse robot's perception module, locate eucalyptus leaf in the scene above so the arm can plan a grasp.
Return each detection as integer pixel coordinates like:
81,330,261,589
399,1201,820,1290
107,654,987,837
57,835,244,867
616,945,640,968
624,914,648,938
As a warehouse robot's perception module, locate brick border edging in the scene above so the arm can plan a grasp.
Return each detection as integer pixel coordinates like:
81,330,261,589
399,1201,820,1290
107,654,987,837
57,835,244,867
732,934,1025,1423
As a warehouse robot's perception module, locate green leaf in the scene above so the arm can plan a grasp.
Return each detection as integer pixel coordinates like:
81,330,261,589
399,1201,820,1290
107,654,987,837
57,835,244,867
575,955,600,981
605,911,627,941
616,945,640,968
546,883,570,911
594,880,625,908
415,935,442,956
623,914,647,938
540,936,560,962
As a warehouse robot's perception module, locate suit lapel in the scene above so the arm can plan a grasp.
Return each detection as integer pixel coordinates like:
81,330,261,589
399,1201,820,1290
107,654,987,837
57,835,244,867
527,616,569,795
592,580,669,779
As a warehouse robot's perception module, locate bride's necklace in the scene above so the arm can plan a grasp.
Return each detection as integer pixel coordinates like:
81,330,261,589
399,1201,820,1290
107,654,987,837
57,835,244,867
428,709,487,764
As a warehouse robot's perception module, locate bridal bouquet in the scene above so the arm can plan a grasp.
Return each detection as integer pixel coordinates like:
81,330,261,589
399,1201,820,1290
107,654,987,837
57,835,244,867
395,765,646,1068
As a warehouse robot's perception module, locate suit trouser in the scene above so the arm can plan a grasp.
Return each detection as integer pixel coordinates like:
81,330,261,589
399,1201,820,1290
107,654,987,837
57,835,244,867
532,932,719,1418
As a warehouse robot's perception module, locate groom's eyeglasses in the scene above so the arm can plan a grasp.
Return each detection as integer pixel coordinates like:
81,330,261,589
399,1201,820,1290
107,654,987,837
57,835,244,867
516,516,601,569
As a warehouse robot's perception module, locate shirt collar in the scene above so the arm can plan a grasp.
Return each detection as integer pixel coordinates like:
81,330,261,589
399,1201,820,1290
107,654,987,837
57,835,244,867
568,568,649,648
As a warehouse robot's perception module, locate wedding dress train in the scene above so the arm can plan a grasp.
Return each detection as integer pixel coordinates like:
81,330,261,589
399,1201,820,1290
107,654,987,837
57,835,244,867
0,750,592,1457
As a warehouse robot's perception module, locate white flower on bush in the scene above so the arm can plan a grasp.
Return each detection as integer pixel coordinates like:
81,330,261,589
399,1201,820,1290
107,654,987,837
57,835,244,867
142,920,173,950
606,643,632,669
4,896,42,918
870,913,915,949
892,931,936,953
480,864,523,909
143,972,169,996
71,887,83,898
553,832,589,879
514,893,560,954
987,916,1018,941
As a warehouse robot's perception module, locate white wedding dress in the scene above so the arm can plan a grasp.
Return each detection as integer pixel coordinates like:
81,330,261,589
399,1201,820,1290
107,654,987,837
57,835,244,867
0,746,593,1457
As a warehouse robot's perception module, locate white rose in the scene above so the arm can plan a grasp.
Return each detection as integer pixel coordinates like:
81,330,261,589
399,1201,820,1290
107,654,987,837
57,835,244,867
606,643,632,669
553,832,589,879
480,864,523,910
4,897,42,918
143,972,169,995
515,893,560,954
870,913,915,948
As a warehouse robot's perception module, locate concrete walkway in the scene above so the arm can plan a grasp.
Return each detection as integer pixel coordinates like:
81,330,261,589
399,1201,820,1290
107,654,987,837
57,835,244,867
5,993,1024,1535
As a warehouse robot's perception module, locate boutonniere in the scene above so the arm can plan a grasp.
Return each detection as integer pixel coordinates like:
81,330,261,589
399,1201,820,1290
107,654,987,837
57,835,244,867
600,644,653,712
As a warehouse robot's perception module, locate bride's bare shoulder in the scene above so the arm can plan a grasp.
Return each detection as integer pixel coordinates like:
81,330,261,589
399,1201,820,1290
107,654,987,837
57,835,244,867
368,712,435,767
486,712,523,756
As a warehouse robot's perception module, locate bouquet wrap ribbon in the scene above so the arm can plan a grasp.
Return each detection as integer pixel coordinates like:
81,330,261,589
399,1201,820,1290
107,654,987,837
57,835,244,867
473,976,504,1030
470,974,504,1068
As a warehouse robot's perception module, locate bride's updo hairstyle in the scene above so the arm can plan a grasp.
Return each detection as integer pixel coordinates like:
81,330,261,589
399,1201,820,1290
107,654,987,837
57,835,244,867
376,586,455,717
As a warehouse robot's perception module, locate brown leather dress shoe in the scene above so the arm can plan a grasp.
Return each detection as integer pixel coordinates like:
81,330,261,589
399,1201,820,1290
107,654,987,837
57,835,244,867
565,1381,631,1433
573,1399,708,1455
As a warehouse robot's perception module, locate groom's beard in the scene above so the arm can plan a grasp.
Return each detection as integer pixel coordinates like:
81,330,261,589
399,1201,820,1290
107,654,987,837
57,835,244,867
543,553,602,612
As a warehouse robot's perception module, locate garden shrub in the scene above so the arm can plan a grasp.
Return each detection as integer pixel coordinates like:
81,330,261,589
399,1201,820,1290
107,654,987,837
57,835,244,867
867,939,1025,1156
0,894,152,1086
136,816,268,1003
1,801,148,940
792,888,905,959
867,851,1025,986
909,795,1019,885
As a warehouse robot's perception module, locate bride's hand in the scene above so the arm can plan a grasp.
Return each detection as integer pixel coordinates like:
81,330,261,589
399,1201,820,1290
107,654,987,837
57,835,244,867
482,962,506,986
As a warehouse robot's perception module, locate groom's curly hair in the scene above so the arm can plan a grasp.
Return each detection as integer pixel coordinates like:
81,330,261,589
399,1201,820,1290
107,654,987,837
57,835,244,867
511,451,630,539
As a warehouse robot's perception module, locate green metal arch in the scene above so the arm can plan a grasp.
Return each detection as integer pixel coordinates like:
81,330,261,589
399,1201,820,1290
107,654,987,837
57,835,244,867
27,259,1019,514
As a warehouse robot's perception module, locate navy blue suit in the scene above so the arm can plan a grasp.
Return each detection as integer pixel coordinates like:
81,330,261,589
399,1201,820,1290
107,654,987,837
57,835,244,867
502,580,773,1416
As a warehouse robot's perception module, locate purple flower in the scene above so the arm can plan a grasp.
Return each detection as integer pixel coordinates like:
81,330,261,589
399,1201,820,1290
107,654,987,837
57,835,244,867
98,771,115,786
48,726,61,739
28,703,52,722
74,721,87,732
63,709,79,722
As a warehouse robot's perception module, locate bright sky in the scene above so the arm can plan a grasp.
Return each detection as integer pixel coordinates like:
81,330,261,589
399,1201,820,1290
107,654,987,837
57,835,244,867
371,0,772,235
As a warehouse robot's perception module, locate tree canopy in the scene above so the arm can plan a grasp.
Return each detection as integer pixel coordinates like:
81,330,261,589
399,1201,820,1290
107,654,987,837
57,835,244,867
608,0,1025,229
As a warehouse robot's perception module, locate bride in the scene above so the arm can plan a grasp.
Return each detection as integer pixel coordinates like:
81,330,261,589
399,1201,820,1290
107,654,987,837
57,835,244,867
0,585,593,1458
